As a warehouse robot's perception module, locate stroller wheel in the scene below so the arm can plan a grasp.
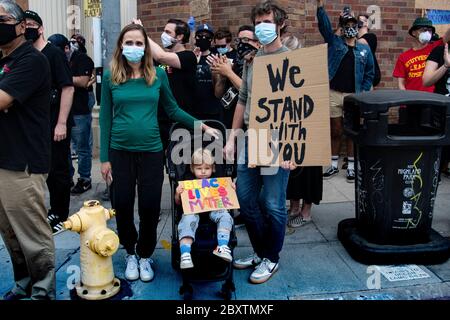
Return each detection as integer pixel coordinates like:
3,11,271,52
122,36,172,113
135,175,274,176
183,291,193,301
179,283,193,301
219,281,235,300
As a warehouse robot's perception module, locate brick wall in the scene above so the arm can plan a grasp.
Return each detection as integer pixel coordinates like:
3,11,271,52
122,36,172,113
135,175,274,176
138,0,424,89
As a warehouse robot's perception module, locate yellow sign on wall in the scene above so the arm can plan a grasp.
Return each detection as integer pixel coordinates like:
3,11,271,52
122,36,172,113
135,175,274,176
84,0,102,17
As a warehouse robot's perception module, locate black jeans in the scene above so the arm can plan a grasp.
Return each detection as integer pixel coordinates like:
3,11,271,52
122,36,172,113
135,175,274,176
46,128,72,221
109,149,164,258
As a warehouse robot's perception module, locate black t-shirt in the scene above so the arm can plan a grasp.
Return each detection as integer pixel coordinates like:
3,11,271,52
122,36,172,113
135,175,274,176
158,50,197,123
194,54,223,119
225,49,237,64
427,45,450,95
0,41,51,173
220,62,243,129
41,42,74,128
70,50,94,115
360,33,381,87
330,45,356,93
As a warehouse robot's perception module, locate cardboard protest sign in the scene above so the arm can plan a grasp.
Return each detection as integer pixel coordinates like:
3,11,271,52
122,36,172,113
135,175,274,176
180,177,240,214
248,44,331,167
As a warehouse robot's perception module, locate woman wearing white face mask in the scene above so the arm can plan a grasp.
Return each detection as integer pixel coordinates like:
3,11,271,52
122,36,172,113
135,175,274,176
99,23,218,283
393,17,443,93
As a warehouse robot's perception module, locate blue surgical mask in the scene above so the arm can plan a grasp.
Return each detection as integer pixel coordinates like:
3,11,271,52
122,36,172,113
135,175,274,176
217,47,229,55
255,22,278,46
122,45,145,63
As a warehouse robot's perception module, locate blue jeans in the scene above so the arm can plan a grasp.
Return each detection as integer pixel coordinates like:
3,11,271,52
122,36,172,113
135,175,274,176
70,114,92,180
72,92,95,153
236,141,290,263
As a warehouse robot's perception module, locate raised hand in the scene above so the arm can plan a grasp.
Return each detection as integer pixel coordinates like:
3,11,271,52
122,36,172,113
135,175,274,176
444,43,450,68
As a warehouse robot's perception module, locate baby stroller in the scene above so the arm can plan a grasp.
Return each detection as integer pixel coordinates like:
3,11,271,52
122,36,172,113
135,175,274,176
166,120,237,300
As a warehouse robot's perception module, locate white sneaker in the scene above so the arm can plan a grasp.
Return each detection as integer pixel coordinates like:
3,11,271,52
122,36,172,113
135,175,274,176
125,255,139,281
139,258,154,282
180,253,194,269
213,245,233,262
249,258,279,284
233,252,262,270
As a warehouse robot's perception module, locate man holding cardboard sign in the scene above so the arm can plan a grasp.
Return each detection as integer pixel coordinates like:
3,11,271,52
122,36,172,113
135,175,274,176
224,0,299,285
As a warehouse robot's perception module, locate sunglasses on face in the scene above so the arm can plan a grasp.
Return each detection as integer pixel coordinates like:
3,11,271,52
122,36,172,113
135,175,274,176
214,44,227,48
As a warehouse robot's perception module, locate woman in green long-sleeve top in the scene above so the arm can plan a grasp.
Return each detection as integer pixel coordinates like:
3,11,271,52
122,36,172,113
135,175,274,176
100,23,217,282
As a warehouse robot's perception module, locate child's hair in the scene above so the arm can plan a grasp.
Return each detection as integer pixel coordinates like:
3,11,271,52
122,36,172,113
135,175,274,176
190,148,215,172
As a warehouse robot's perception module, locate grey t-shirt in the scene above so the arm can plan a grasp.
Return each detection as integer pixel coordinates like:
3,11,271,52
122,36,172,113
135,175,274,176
239,45,290,126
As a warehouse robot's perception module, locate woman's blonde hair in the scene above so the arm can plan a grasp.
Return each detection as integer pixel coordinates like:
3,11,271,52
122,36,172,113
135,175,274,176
110,23,156,86
190,148,215,172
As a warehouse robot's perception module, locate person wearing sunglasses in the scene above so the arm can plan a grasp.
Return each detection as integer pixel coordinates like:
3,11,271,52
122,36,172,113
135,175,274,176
0,0,55,300
192,23,224,121
213,28,237,62
208,25,260,129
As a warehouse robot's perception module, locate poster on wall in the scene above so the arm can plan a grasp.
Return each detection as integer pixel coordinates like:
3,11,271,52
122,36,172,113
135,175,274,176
84,0,102,17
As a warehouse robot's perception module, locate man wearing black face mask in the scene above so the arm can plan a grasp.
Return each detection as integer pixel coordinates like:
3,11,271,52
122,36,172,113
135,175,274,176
193,23,223,121
317,0,374,183
0,1,55,300
24,10,75,235
208,25,260,129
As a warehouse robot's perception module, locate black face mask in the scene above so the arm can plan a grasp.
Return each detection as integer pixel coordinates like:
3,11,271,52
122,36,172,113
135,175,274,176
237,42,258,60
25,27,40,42
0,22,21,46
195,38,211,52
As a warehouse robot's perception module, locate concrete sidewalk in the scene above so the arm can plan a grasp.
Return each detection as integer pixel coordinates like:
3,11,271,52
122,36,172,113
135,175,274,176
1,159,450,300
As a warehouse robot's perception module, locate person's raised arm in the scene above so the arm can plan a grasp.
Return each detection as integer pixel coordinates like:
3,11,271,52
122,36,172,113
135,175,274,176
148,37,182,69
316,0,336,44
133,18,183,69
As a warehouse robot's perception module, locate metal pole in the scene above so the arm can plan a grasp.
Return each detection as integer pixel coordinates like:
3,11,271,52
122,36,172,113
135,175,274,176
101,0,121,68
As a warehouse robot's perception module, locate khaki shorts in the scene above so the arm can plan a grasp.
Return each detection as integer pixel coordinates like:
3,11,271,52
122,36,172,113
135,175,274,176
330,90,352,118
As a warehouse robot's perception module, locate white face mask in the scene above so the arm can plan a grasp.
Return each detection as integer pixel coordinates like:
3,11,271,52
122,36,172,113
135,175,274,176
161,32,176,49
418,31,432,44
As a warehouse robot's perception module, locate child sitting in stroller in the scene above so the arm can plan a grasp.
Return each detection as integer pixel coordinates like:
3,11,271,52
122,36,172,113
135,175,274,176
175,148,234,269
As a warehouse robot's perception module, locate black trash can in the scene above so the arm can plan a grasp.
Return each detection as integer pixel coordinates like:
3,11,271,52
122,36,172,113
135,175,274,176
338,90,450,264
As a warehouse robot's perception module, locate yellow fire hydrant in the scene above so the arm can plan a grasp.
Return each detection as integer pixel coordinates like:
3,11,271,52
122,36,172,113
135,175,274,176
63,200,121,300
